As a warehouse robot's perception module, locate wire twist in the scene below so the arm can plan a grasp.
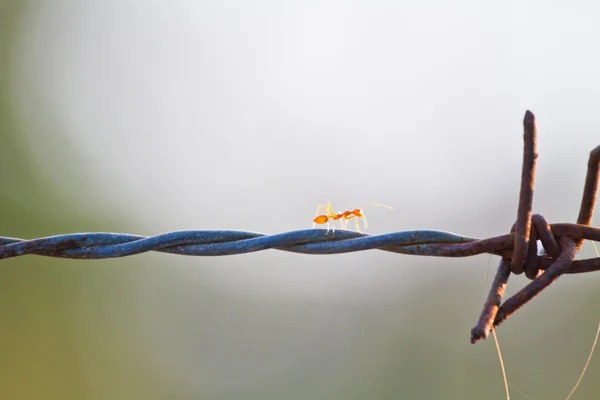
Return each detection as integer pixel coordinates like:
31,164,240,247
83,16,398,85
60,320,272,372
1,225,599,262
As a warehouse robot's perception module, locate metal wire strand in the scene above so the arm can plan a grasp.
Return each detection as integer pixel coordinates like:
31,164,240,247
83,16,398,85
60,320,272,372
0,230,475,259
1,226,599,263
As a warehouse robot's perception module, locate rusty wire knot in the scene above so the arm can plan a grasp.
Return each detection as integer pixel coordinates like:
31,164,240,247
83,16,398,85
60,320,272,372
470,110,600,344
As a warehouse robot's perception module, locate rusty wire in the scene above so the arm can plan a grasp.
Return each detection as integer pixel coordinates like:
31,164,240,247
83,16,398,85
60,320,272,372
471,111,600,344
1,110,599,344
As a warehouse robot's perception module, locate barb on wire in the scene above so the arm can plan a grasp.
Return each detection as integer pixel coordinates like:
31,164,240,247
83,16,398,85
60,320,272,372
471,111,600,344
1,110,599,344
512,110,538,275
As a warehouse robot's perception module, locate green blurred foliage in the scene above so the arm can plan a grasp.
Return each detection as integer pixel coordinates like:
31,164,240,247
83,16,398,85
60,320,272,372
0,3,154,398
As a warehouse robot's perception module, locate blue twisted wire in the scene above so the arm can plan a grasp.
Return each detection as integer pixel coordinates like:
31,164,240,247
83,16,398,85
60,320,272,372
0,229,482,260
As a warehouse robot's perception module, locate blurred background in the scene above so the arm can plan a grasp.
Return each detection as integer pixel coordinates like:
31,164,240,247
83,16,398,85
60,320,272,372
1,1,600,399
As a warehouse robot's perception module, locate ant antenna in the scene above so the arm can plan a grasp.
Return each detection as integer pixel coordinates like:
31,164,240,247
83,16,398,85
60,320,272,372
365,202,394,210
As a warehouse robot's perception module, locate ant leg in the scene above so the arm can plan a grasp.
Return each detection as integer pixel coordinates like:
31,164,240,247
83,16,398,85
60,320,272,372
344,215,356,231
362,212,368,230
315,204,330,218
354,216,361,232
330,205,340,235
334,210,345,230
327,203,335,215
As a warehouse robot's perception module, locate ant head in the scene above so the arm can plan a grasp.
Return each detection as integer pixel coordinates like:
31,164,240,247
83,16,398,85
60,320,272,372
352,209,364,217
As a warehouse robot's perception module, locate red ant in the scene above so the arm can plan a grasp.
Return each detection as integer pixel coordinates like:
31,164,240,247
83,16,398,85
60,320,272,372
312,203,393,235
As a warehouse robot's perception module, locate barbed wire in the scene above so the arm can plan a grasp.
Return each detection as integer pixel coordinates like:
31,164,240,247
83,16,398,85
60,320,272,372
1,226,599,266
1,110,599,345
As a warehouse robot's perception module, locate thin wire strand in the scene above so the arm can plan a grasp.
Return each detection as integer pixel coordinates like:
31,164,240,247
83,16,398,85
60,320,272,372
486,254,511,400
564,321,600,400
564,240,600,400
508,384,534,400
492,329,510,400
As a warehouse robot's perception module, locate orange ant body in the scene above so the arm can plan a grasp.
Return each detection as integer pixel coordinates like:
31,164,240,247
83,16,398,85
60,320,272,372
312,203,392,235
